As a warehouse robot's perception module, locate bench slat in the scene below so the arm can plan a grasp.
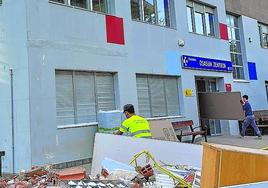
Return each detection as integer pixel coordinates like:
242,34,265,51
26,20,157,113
257,125,268,128
172,120,193,129
182,131,206,136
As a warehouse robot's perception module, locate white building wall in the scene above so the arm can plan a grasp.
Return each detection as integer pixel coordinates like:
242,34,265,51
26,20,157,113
0,0,31,173
1,0,268,172
233,16,268,110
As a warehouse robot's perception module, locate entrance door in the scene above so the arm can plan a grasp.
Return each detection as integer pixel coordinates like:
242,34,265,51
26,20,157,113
196,78,222,136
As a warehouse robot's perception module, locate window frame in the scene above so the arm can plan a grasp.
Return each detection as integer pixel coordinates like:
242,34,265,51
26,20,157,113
49,0,111,14
186,0,216,37
227,14,245,80
130,0,172,28
259,23,268,49
136,74,180,118
55,70,116,126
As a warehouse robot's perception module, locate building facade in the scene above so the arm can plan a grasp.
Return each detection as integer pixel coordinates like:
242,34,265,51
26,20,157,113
0,0,268,173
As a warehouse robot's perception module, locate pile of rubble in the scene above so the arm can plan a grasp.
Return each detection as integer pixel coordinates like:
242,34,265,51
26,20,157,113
0,166,58,188
0,150,201,188
0,165,88,188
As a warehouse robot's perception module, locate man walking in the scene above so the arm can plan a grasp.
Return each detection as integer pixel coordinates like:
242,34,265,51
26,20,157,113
115,104,152,138
240,95,262,139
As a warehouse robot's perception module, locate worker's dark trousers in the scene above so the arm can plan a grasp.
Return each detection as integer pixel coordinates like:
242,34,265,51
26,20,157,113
241,115,261,136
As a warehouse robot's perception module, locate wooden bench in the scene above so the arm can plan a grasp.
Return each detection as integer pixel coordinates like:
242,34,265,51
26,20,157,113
171,120,207,143
254,110,268,135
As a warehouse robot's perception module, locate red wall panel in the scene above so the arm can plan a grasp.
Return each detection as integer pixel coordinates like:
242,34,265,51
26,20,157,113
106,15,125,45
219,23,228,40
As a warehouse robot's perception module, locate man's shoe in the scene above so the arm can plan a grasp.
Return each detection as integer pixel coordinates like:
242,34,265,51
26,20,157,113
257,134,262,140
239,132,245,138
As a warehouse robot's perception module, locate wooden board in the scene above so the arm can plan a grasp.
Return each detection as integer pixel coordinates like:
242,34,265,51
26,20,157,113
199,92,244,120
201,145,221,188
201,143,268,188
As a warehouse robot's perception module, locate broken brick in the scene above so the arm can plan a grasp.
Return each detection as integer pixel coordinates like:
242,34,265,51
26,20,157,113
55,167,86,181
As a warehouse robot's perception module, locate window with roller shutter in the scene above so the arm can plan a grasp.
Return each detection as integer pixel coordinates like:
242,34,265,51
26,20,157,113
136,74,180,118
55,70,115,126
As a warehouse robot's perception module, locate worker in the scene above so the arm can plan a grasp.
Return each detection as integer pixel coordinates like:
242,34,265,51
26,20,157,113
240,95,262,139
115,104,152,138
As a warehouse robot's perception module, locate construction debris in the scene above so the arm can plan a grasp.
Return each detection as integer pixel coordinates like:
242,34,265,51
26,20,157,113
55,167,86,181
0,166,87,188
0,149,201,188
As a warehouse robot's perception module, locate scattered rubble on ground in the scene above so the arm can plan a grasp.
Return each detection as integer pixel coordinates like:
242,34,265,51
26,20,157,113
0,150,201,188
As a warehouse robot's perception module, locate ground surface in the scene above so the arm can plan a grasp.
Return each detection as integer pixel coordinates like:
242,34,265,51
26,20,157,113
207,135,268,149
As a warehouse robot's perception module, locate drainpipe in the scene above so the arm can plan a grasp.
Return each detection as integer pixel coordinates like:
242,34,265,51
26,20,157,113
10,68,15,174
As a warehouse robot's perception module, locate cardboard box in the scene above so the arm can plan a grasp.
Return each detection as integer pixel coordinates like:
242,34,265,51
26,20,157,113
149,119,178,142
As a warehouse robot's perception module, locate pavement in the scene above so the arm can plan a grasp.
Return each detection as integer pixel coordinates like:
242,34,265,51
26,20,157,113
207,135,268,149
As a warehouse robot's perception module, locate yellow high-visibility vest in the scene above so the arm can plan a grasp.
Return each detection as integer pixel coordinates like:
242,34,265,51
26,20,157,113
119,115,152,138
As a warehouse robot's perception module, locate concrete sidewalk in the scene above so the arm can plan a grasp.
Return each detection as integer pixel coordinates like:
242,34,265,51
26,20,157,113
207,135,268,149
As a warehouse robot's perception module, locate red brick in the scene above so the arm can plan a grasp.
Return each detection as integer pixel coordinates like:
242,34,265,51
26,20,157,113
55,167,86,181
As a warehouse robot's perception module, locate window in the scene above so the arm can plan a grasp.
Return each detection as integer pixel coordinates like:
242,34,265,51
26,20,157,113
136,75,180,118
131,0,141,21
259,23,268,48
71,0,88,9
227,14,245,80
130,0,171,27
186,0,216,37
55,71,115,125
50,0,109,13
92,0,108,12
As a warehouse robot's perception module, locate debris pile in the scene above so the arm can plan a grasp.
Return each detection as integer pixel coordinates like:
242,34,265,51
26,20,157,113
73,150,202,188
0,166,58,188
0,166,88,188
0,151,201,187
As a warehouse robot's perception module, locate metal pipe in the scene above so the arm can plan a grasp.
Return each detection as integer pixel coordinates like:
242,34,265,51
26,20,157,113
10,68,15,174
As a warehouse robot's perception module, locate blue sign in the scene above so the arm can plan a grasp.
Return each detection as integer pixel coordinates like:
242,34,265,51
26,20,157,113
248,62,258,80
182,55,233,73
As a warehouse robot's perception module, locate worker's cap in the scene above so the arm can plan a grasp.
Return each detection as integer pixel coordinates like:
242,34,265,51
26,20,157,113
123,104,135,113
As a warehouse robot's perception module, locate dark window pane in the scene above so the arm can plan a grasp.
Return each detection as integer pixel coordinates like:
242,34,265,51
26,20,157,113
236,67,245,80
131,0,141,20
143,0,156,24
236,54,243,66
230,53,237,65
231,53,243,66
156,0,170,26
234,16,239,27
234,28,240,40
229,41,241,53
205,12,215,36
196,80,206,92
262,33,268,48
232,67,237,79
51,0,65,3
92,0,107,13
70,0,88,8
